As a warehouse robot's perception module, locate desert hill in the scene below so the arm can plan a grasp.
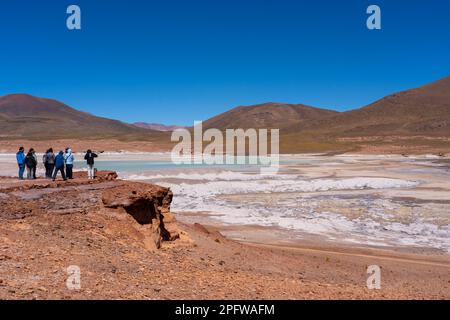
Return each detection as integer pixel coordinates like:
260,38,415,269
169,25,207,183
285,76,450,137
0,94,160,140
203,102,338,130
133,122,186,132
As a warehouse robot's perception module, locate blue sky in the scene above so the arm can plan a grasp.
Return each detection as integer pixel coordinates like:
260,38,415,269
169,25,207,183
0,0,449,125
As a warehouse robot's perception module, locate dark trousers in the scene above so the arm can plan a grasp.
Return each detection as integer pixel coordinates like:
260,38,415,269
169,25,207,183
45,163,55,179
66,164,73,179
52,166,66,181
26,166,36,179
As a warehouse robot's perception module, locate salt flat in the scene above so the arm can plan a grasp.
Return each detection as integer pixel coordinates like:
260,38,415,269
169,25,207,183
123,154,450,254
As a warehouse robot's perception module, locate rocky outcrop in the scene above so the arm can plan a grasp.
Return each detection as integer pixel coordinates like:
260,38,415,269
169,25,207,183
0,173,179,249
102,182,179,248
73,170,118,181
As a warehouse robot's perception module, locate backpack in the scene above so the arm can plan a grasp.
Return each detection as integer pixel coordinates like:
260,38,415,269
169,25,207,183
26,155,36,167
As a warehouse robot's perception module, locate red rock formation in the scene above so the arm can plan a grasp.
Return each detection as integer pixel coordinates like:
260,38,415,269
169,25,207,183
102,182,179,248
0,173,178,248
73,170,118,181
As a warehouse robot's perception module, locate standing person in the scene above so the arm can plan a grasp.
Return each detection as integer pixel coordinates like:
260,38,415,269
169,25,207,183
43,148,55,179
16,146,26,180
84,149,98,180
31,149,38,179
25,148,37,180
52,151,67,181
64,148,75,179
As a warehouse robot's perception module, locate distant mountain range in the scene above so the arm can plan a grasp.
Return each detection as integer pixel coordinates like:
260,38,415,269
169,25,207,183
133,122,186,132
204,76,450,136
0,94,158,140
286,75,450,137
202,102,338,130
1,76,449,153
201,76,450,153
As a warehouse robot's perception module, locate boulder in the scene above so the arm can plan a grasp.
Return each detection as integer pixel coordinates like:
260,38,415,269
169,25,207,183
0,176,179,249
102,182,179,248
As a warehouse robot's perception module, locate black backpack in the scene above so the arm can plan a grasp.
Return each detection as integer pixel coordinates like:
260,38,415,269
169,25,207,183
26,155,36,167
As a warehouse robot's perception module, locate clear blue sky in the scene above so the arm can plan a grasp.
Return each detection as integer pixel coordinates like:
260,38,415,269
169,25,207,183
0,0,449,125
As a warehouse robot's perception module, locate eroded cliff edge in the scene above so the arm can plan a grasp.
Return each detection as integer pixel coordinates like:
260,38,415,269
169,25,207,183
0,171,179,250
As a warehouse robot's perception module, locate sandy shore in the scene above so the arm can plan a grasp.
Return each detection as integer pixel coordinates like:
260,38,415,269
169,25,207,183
0,139,172,154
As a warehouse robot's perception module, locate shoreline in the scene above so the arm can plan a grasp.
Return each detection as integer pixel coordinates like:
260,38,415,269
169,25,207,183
247,242,450,268
175,211,450,258
0,139,448,156
179,222,450,299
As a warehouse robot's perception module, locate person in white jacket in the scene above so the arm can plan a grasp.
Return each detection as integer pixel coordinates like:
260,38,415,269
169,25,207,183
64,148,75,179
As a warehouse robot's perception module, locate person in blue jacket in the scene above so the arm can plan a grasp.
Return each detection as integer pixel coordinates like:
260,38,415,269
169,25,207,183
52,151,67,181
16,146,25,180
64,148,75,179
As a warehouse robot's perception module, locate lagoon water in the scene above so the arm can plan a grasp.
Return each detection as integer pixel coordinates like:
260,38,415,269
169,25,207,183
94,154,450,253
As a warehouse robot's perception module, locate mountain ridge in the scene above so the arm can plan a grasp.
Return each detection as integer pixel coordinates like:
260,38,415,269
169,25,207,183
284,76,450,137
1,76,449,153
133,122,186,132
202,102,339,130
0,94,160,140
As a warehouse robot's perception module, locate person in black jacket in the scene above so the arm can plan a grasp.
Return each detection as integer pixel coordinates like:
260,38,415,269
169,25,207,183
84,149,98,179
43,148,56,179
25,148,37,180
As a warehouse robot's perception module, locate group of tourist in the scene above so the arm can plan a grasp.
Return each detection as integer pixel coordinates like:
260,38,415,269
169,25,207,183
15,147,98,181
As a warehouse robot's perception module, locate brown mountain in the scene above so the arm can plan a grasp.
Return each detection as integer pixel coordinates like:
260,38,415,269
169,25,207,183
199,76,450,153
0,94,160,140
202,102,338,130
278,76,450,153
287,76,450,137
